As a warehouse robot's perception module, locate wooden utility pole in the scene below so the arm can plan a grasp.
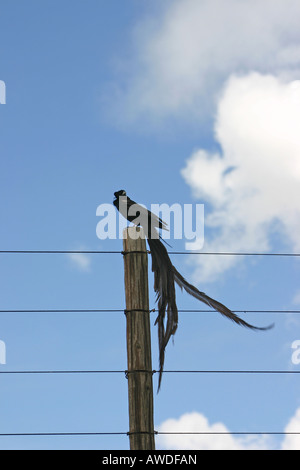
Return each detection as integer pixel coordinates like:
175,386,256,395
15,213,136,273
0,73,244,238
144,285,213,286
123,226,155,450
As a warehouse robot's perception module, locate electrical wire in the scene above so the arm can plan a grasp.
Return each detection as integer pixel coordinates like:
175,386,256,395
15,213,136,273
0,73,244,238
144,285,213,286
0,250,299,256
0,309,299,314
1,369,300,375
0,431,299,437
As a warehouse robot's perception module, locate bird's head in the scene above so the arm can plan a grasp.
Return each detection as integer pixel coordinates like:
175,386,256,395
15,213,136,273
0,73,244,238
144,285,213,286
114,189,127,199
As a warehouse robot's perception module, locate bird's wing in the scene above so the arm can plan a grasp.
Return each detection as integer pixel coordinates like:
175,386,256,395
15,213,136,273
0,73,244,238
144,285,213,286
125,197,169,235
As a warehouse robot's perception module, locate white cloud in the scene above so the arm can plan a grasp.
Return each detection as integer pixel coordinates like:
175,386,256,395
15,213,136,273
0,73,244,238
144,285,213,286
107,0,300,127
104,0,300,283
67,252,91,272
157,411,271,450
181,73,300,282
157,408,300,450
280,408,300,450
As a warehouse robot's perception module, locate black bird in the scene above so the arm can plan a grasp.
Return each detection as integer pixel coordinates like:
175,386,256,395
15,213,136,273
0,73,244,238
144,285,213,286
113,190,273,390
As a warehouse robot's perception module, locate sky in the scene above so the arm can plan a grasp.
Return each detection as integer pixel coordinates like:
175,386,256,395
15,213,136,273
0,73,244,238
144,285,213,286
1,0,300,450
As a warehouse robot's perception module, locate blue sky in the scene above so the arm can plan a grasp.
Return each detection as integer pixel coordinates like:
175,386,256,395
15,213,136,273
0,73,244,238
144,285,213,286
1,0,300,450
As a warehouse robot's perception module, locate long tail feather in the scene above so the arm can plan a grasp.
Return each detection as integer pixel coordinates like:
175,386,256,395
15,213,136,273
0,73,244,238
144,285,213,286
147,237,273,391
173,266,274,331
147,238,178,390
